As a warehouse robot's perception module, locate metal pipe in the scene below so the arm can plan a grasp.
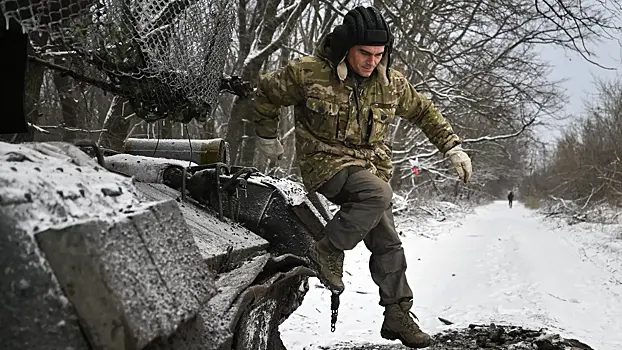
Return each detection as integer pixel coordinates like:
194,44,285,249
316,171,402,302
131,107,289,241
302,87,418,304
123,138,230,165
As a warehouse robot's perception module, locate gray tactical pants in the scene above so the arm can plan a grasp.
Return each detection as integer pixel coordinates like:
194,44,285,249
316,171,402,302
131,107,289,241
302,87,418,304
317,166,413,306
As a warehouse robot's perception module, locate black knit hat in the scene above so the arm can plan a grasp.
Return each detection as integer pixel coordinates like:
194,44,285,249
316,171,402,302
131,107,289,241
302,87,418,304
328,6,393,76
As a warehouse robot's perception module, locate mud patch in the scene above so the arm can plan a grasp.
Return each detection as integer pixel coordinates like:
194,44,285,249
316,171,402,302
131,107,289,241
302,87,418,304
322,323,593,349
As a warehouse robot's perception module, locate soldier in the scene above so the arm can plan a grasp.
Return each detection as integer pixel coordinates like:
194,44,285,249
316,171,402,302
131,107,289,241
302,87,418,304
252,6,472,348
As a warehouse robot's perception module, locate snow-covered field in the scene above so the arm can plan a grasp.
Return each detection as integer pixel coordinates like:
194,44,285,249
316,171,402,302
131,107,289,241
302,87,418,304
280,201,622,350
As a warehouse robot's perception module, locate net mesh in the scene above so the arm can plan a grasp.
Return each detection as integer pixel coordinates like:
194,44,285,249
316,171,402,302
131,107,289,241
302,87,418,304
1,0,234,124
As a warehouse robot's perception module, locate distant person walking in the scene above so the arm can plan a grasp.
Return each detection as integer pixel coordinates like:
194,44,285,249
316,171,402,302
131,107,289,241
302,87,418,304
508,191,514,208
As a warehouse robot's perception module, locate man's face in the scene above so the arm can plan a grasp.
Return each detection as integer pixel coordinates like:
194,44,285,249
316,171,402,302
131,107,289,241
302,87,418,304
346,45,385,77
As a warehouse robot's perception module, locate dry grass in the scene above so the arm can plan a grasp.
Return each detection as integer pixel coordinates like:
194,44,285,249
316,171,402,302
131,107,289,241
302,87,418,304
523,196,541,209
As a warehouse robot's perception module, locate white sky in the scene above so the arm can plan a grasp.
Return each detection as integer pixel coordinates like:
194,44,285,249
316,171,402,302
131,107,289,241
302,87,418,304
537,34,622,143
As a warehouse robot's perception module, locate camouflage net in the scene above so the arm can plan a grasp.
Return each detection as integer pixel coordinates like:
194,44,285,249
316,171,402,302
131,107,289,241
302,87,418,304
1,0,235,124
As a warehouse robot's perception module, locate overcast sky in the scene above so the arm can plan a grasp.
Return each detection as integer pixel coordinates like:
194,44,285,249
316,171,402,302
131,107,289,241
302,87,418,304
537,35,622,143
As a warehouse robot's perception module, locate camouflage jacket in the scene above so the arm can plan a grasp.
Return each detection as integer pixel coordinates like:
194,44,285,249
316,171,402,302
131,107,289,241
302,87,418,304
253,36,461,192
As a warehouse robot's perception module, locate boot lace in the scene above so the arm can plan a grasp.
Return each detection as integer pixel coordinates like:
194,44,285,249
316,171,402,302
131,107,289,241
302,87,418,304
401,310,421,333
327,251,344,277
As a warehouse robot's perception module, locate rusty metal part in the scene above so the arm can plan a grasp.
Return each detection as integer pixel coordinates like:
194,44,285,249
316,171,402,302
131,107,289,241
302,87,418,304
123,138,230,165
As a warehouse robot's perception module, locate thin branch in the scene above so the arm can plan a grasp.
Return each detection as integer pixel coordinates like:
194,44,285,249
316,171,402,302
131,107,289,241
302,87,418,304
28,55,123,95
37,124,109,133
244,0,310,68
27,123,50,134
463,118,537,144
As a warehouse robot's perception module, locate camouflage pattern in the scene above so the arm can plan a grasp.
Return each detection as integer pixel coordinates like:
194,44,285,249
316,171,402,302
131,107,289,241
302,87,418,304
315,166,413,305
253,36,461,191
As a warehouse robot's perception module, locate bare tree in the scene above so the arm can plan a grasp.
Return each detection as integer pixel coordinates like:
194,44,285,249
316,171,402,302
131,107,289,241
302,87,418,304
224,0,312,166
522,76,622,207
6,0,235,145
366,0,619,197
215,0,619,198
7,0,621,204
535,0,622,67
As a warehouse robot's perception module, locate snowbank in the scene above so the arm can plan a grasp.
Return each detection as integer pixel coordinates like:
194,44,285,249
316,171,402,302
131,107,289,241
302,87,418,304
537,201,622,287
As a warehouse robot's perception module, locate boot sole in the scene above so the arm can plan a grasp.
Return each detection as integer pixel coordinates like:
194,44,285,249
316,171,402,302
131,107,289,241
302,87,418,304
307,253,344,294
380,328,432,348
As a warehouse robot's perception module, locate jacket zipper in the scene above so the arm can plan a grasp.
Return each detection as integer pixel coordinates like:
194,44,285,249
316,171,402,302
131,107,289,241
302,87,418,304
335,103,340,140
353,82,363,143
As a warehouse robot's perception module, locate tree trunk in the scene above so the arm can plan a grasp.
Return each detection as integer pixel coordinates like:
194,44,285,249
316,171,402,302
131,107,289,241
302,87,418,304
159,119,174,138
276,39,296,175
226,0,310,165
53,64,79,142
13,33,49,142
280,107,296,174
98,96,134,151
227,96,255,166
203,115,216,139
240,125,257,166
390,119,409,191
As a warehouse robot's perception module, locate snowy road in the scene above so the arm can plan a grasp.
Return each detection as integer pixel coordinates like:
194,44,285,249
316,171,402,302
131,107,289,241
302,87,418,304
281,201,622,349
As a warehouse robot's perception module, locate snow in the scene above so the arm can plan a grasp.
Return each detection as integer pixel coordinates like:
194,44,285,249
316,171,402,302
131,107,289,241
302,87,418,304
249,175,309,206
281,201,622,350
0,142,148,237
539,209,622,289
104,153,198,183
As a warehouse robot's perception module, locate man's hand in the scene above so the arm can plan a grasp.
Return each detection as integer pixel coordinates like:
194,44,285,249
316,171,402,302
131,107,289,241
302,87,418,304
445,145,472,184
257,137,284,160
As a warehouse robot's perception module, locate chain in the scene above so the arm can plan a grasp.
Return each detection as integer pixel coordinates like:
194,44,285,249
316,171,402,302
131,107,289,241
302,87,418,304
330,292,340,332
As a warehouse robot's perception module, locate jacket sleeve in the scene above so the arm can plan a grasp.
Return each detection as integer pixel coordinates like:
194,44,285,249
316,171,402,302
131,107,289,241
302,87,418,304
253,59,305,139
394,73,461,154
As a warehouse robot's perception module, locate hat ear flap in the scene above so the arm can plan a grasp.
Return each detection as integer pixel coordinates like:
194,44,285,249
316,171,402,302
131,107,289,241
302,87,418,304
385,42,393,83
328,24,351,66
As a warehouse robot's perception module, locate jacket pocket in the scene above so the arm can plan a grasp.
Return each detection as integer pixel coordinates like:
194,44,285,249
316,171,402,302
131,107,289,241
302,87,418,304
367,104,396,144
305,97,341,141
